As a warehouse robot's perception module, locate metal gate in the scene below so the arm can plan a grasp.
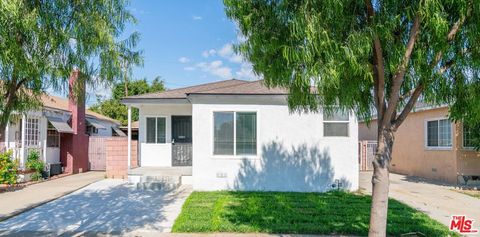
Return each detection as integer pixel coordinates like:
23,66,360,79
88,137,107,171
359,140,377,171
171,116,192,166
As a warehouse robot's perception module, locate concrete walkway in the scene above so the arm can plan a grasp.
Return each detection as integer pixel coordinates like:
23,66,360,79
0,171,104,221
360,171,480,227
0,179,192,236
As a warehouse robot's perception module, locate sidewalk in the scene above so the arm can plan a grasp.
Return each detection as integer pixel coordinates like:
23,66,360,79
0,171,104,221
360,171,480,227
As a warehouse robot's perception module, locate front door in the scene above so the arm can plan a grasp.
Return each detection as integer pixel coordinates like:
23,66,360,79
171,116,192,166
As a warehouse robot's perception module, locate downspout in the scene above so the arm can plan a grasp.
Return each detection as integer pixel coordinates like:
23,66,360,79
127,105,132,170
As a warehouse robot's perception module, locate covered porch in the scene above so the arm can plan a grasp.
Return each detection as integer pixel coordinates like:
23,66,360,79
125,103,193,169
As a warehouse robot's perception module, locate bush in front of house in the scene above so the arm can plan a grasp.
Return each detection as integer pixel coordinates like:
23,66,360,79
26,151,44,181
0,151,18,185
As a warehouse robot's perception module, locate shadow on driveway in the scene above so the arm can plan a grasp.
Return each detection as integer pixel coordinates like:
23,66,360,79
0,180,191,236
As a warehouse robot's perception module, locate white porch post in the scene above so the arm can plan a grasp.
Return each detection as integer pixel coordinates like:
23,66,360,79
5,121,9,149
127,105,132,170
20,114,26,168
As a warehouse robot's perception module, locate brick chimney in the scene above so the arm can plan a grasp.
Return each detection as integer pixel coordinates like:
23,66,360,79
68,70,86,135
60,70,89,174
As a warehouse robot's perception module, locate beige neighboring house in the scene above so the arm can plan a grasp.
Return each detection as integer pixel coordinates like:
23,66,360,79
359,105,480,184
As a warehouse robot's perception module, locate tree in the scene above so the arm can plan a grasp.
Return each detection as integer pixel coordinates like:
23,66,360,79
0,0,139,141
90,78,166,125
224,0,480,236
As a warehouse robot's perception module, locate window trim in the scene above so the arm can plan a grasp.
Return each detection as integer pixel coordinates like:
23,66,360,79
322,110,350,137
212,111,258,158
462,124,476,150
424,117,453,150
145,116,167,144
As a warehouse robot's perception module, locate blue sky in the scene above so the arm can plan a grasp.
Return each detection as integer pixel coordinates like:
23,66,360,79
83,0,259,104
84,0,257,105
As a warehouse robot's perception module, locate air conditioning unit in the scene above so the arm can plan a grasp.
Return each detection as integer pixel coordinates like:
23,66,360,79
49,163,62,176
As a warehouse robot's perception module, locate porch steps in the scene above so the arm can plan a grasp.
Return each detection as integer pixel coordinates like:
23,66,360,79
127,167,192,191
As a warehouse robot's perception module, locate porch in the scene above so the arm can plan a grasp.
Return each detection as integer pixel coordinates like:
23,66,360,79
125,104,193,168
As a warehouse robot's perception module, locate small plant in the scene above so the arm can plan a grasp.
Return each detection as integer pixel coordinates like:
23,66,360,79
26,151,44,181
0,150,18,185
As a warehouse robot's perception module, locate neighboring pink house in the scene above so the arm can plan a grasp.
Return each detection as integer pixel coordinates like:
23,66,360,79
359,105,480,185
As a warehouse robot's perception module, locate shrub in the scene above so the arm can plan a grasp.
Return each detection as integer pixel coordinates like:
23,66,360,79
0,151,18,185
26,151,44,181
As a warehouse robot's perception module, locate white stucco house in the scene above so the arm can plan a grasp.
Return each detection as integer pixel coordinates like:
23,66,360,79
122,79,359,192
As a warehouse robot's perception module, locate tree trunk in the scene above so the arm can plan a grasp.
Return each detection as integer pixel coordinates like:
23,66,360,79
0,122,6,143
368,126,394,237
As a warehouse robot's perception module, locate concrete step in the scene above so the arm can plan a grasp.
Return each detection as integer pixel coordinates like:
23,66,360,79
128,174,182,191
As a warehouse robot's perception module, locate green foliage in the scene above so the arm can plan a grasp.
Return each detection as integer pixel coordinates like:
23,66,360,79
90,77,166,125
224,0,480,136
0,0,140,136
25,151,44,181
0,151,18,185
173,191,457,236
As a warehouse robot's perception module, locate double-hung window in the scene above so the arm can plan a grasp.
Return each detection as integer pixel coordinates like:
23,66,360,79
323,110,349,137
426,119,452,148
146,117,166,144
213,112,257,155
463,124,475,149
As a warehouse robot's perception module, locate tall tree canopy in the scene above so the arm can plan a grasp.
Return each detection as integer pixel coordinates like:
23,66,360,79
0,0,139,140
90,77,166,125
224,0,480,236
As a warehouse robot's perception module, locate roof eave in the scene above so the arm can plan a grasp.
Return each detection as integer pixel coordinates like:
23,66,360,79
121,98,190,105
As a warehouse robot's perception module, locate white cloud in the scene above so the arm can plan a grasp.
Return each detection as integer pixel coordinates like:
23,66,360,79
235,62,260,80
202,49,216,58
184,66,196,71
196,60,232,79
218,43,244,63
178,57,190,63
192,15,203,20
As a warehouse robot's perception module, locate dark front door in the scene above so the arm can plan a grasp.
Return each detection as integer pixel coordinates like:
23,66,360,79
171,116,192,166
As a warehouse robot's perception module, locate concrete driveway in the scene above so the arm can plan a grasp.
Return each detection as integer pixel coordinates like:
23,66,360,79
0,180,192,236
360,171,480,227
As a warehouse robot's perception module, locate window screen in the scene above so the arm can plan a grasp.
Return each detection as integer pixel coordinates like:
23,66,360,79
324,110,349,137
146,117,166,144
427,119,451,147
214,112,234,155
236,112,257,155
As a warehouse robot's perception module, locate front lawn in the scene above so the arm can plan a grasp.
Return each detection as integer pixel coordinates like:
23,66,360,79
172,191,456,236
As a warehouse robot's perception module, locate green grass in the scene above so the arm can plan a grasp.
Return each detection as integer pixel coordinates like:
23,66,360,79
454,189,480,199
172,191,457,236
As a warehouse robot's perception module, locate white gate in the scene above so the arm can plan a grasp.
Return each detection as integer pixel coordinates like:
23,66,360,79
359,140,377,171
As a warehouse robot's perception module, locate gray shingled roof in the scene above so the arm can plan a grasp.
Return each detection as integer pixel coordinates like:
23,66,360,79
123,79,288,100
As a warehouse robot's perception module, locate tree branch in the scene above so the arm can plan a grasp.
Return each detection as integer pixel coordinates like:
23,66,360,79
393,84,424,130
383,15,420,124
365,0,386,122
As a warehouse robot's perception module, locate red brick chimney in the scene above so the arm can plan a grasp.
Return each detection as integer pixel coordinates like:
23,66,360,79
68,70,86,135
60,70,89,174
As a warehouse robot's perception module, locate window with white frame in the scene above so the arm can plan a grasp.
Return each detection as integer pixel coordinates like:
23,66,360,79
426,119,452,148
213,111,257,155
146,117,166,143
463,124,475,148
25,118,40,147
47,123,60,148
323,110,349,137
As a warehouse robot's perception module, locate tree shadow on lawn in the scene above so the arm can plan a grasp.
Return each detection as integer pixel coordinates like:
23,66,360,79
173,142,455,236
0,180,180,236
205,192,454,236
